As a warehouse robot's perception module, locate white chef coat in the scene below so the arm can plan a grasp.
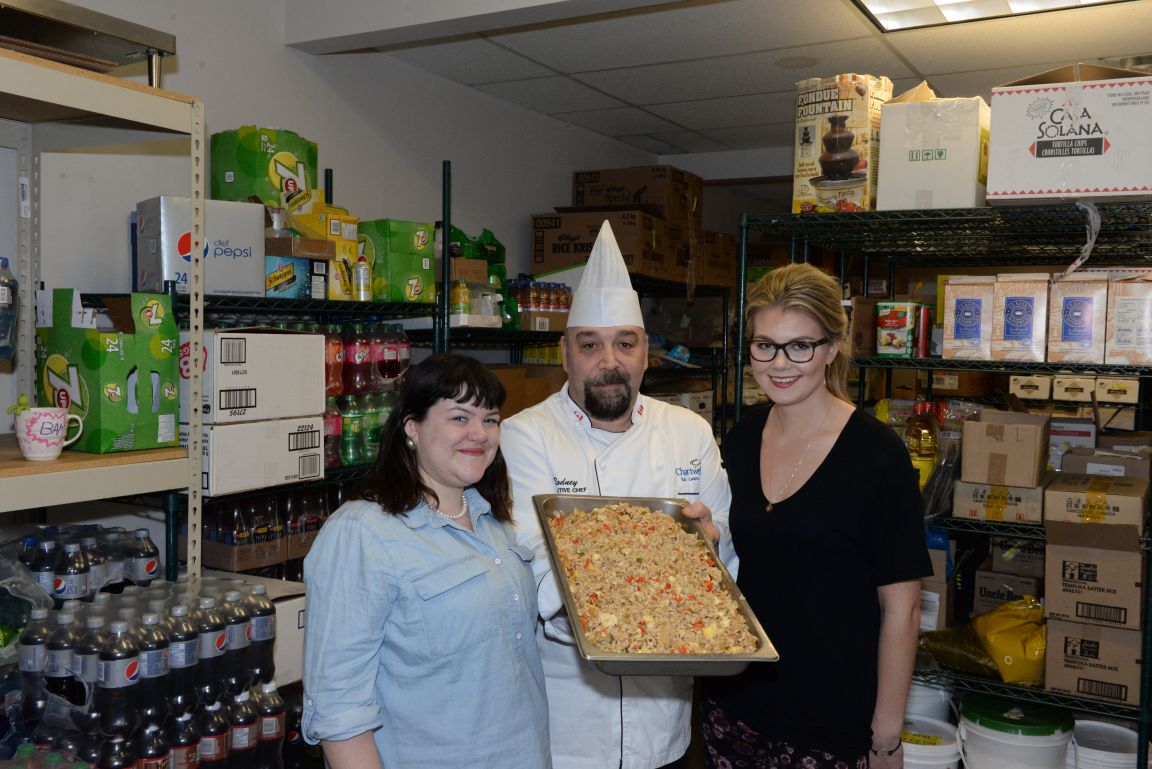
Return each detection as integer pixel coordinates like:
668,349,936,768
501,384,735,769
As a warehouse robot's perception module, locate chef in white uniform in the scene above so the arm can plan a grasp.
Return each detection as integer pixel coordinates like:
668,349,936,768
501,220,735,769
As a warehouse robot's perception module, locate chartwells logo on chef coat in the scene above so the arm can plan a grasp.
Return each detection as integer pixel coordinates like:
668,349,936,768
676,458,703,495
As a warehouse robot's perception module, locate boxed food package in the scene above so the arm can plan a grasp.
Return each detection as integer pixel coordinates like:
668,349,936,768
1045,521,1143,631
1046,619,1140,705
1105,274,1152,364
210,126,318,208
1052,375,1095,403
180,416,324,496
1095,377,1139,405
531,211,669,278
133,197,265,297
875,301,918,357
1048,416,1096,471
931,371,1000,397
987,64,1152,204
989,536,1045,579
972,568,1041,615
178,330,324,424
961,411,1050,487
1044,473,1148,527
1009,374,1052,400
952,477,1048,523
792,72,893,213
697,231,738,287
877,84,991,210
919,579,952,632
1047,273,1107,363
264,238,332,300
572,165,704,234
942,276,995,359
1097,431,1152,451
992,273,1049,361
1060,447,1152,480
360,219,436,304
35,289,179,453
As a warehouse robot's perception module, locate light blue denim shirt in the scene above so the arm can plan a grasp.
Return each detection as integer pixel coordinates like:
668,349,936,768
301,489,551,769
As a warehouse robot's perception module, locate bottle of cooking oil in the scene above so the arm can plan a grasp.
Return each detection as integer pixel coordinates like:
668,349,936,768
905,401,938,490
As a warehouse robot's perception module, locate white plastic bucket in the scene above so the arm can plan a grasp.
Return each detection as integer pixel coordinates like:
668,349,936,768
960,715,1072,769
906,682,954,723
902,715,961,769
1066,720,1140,769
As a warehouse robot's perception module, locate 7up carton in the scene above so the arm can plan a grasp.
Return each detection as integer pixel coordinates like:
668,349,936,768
360,219,436,303
210,126,318,208
35,289,180,453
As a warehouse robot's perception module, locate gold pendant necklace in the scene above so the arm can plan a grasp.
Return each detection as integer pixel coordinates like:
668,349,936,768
765,407,833,512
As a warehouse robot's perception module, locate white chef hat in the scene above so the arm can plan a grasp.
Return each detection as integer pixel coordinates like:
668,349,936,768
567,220,645,329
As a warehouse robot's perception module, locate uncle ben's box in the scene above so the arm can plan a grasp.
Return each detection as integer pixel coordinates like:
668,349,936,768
35,289,180,453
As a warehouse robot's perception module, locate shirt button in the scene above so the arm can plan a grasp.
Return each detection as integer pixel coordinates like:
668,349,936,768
513,593,520,601
516,632,522,640
494,558,502,565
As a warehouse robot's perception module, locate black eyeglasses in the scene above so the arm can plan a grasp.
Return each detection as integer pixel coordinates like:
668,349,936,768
748,337,831,363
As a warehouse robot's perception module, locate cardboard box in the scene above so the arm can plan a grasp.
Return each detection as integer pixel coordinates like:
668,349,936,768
1095,377,1139,405
989,536,1045,578
358,219,437,303
210,126,318,208
134,197,265,297
698,231,738,287
1060,447,1152,480
207,571,306,686
264,237,335,260
889,369,928,399
877,85,990,210
1045,619,1140,705
931,371,999,397
1044,473,1148,527
961,411,1049,487
1009,374,1051,400
518,310,569,332
531,211,669,278
1106,274,1152,365
1045,521,1144,630
920,580,952,632
1052,375,1096,403
178,330,324,424
1048,416,1097,471
972,568,1041,615
264,256,327,300
992,273,1049,361
186,536,287,573
792,73,893,213
1087,405,1137,432
180,416,324,496
847,296,877,356
35,289,179,453
876,301,918,357
942,276,995,359
1047,273,1108,363
572,165,703,233
952,477,1047,523
648,391,714,424
439,257,489,284
1097,431,1152,452
987,64,1152,204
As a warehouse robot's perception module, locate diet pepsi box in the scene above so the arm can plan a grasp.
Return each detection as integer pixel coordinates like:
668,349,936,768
134,196,265,296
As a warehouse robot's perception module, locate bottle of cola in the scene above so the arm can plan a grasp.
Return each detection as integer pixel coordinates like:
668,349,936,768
45,611,83,706
221,591,252,697
136,613,169,728
226,690,259,768
95,621,140,740
167,710,201,769
53,542,90,608
246,584,276,686
82,536,108,597
133,722,169,769
100,530,127,593
96,735,135,769
72,614,107,734
193,597,226,707
19,606,51,722
32,539,59,599
166,605,199,717
127,529,160,588
197,700,230,767
252,681,286,769
283,695,307,769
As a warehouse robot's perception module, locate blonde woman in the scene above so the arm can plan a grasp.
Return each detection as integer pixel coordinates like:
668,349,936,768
701,264,931,769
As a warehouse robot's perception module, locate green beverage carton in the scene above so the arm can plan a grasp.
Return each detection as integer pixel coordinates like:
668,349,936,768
35,289,180,453
210,126,319,208
359,219,436,303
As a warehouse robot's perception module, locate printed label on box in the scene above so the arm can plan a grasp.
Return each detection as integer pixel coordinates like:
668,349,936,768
1062,296,1094,342
954,298,982,340
1004,296,1035,341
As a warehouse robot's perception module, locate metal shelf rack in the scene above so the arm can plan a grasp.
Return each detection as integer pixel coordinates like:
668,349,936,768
852,356,1152,377
913,668,1140,720
930,516,1046,540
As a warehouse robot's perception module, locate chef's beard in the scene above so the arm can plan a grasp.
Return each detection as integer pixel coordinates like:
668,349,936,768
583,371,633,421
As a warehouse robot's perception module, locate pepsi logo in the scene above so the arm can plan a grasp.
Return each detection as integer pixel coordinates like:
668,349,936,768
177,231,209,263
287,730,301,744
245,625,253,641
214,633,227,652
124,660,140,682
145,559,159,576
52,578,66,595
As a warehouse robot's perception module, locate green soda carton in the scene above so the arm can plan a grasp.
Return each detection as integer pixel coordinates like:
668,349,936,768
359,219,436,303
35,289,180,453
211,126,319,208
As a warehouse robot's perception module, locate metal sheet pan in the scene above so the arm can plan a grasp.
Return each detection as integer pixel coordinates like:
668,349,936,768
534,493,779,676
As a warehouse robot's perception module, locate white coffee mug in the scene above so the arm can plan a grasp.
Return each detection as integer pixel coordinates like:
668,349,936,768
14,407,83,461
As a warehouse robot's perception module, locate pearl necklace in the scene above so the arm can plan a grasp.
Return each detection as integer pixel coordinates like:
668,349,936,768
432,493,469,520
765,407,832,512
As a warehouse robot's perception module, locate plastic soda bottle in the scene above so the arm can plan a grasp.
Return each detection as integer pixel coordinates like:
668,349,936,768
166,605,199,718
341,324,371,395
45,612,82,706
338,395,364,466
323,323,343,397
252,682,285,769
395,323,411,380
193,598,226,707
96,736,135,769
81,536,108,598
167,710,200,769
127,530,160,588
221,592,252,697
32,540,59,600
95,621,140,740
19,607,51,722
246,585,276,686
379,324,401,383
358,393,381,461
905,401,939,490
133,722,169,769
226,691,259,767
135,613,169,728
322,396,341,470
53,542,90,607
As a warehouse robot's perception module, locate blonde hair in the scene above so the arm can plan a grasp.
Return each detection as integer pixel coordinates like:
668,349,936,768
745,263,851,402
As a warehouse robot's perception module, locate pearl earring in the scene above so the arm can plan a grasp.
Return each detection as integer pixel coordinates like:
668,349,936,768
405,436,416,450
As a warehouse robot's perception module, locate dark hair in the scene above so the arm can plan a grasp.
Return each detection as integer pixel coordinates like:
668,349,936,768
362,353,512,522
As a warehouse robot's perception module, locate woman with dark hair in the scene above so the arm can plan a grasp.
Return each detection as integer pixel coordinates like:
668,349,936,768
301,354,551,769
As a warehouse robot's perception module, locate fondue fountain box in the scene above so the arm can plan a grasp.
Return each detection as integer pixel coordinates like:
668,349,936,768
792,72,893,213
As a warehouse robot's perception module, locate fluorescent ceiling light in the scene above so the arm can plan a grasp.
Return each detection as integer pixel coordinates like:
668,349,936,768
852,0,1130,31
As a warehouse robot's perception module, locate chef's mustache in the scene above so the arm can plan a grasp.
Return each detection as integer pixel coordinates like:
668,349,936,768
588,371,629,387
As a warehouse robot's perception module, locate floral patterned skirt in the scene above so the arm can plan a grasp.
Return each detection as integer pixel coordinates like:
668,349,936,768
700,698,868,769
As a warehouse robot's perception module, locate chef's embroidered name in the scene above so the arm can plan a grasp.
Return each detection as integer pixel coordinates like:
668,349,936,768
554,478,588,494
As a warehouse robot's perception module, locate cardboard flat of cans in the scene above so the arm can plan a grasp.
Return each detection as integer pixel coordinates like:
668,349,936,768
180,416,324,496
792,73,892,213
178,330,325,424
134,196,265,297
210,126,318,208
1047,273,1107,363
987,64,1152,204
942,276,995,359
992,273,1048,361
360,219,436,304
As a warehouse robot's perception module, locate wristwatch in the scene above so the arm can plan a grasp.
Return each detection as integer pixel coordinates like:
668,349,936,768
870,742,902,758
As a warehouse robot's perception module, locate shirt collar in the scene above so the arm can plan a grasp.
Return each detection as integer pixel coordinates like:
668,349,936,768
401,487,492,529
560,382,646,433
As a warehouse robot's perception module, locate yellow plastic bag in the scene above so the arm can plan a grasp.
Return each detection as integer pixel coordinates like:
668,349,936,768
970,596,1046,686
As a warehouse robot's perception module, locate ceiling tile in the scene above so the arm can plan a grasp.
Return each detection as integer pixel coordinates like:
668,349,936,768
489,0,876,72
385,37,553,84
474,76,626,113
646,131,732,153
574,38,916,104
700,123,798,150
924,62,1069,101
555,107,683,135
615,134,688,154
646,92,796,130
